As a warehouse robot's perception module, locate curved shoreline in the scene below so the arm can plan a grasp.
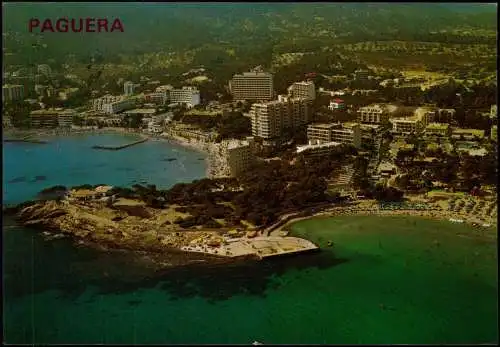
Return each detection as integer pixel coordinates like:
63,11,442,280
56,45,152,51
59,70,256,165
270,206,498,241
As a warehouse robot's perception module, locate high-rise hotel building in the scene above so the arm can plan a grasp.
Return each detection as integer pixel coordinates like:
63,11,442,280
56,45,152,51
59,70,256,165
250,95,311,139
229,71,274,101
288,81,316,100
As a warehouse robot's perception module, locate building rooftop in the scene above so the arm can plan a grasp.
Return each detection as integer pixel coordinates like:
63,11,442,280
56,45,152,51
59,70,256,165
123,108,157,114
308,123,337,130
296,141,342,153
452,128,485,137
426,123,450,130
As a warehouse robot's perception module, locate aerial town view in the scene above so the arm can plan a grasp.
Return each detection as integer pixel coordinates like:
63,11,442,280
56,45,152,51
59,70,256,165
2,2,497,345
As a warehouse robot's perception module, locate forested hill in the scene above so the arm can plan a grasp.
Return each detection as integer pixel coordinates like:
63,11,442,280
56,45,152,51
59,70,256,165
3,2,497,66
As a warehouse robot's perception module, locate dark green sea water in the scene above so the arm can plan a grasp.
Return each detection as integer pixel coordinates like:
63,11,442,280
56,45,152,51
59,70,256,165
3,134,498,344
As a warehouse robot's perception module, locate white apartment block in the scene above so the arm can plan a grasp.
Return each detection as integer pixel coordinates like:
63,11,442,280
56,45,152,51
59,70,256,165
491,105,497,119
357,104,396,124
307,122,362,148
491,125,497,142
2,84,24,102
230,71,274,101
169,86,200,108
250,96,312,139
103,99,135,114
288,81,316,100
124,81,135,96
296,140,342,159
390,107,435,134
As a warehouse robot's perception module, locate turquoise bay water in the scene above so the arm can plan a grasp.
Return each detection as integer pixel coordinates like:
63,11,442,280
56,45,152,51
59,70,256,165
3,134,498,344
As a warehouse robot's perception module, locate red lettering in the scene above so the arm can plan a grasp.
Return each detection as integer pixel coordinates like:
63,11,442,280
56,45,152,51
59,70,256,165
97,19,108,32
56,18,68,32
110,18,124,32
29,19,40,32
71,19,83,32
85,18,96,32
41,19,54,33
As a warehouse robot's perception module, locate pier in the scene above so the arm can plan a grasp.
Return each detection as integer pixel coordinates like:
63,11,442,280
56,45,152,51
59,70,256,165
4,139,48,144
181,236,320,259
91,138,148,150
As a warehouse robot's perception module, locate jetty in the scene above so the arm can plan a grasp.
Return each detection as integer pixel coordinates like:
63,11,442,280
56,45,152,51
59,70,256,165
91,138,148,151
181,236,320,259
4,139,48,144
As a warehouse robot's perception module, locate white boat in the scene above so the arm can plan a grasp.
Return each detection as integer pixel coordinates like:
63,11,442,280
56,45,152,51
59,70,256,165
252,342,263,346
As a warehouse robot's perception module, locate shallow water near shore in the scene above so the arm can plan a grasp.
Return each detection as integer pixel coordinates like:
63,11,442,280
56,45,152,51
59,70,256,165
3,134,498,344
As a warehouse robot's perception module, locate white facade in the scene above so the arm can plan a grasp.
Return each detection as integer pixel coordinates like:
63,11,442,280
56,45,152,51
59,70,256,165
124,81,135,96
250,97,311,139
230,71,274,101
296,140,342,158
288,81,316,100
357,104,396,124
307,122,361,148
2,84,24,102
103,99,135,114
491,105,497,119
391,107,435,134
169,87,200,108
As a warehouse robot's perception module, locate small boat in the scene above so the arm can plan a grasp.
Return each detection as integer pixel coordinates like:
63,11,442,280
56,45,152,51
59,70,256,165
252,342,263,346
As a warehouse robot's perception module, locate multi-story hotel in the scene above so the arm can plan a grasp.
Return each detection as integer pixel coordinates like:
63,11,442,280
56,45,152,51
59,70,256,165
123,81,135,96
102,99,135,114
357,104,397,124
169,86,200,108
58,109,77,128
225,140,254,177
390,107,436,134
250,96,312,139
2,84,24,102
144,92,168,105
229,71,274,101
424,123,451,137
30,109,76,128
307,122,362,148
91,95,134,114
288,81,316,100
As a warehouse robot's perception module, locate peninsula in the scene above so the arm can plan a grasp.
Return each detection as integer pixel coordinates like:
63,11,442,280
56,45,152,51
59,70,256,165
4,184,320,268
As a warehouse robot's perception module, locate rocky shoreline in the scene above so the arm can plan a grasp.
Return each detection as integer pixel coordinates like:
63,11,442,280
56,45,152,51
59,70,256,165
4,197,256,270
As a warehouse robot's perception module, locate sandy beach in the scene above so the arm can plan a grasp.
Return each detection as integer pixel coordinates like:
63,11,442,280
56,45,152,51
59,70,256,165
270,202,498,240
